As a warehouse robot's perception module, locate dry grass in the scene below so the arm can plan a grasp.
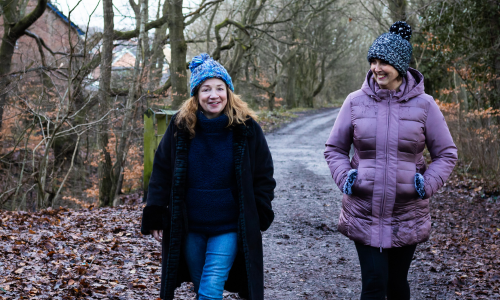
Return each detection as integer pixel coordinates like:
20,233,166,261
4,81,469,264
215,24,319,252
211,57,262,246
438,101,500,190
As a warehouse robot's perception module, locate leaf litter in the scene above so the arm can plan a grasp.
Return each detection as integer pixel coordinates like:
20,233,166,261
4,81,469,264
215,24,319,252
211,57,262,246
0,194,240,299
1,173,499,299
411,173,500,299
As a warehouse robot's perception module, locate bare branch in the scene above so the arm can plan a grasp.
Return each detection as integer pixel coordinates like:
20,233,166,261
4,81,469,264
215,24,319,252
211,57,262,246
25,30,84,57
184,0,223,26
7,0,48,40
206,3,219,53
153,77,171,95
129,0,140,15
24,30,47,67
113,15,168,40
212,19,249,60
52,135,81,205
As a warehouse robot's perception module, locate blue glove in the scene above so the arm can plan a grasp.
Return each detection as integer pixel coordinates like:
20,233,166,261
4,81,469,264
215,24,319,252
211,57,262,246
414,173,425,198
343,169,358,195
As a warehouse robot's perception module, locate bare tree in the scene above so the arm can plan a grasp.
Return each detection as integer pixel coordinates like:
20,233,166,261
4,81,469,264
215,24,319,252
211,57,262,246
167,0,189,108
97,0,115,207
111,0,148,204
0,0,48,130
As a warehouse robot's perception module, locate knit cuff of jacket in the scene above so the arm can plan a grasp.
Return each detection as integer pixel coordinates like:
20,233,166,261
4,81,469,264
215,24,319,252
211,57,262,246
141,205,169,235
343,169,358,195
414,173,425,198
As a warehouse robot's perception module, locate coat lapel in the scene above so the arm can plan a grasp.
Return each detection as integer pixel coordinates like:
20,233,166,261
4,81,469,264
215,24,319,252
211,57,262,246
163,129,190,298
232,123,252,297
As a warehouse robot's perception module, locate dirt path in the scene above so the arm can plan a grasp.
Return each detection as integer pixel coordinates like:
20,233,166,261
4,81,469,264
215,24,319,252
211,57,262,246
262,108,362,299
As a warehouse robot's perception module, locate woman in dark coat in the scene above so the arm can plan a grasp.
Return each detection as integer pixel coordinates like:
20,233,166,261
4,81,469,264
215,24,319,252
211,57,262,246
141,53,276,300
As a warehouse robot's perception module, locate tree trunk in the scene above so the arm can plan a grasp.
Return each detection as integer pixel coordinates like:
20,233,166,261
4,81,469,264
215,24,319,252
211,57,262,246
388,0,407,22
268,91,275,111
0,0,48,130
98,0,115,207
111,0,147,203
147,0,168,91
168,0,188,108
0,37,15,132
225,0,267,79
285,55,297,108
488,0,500,124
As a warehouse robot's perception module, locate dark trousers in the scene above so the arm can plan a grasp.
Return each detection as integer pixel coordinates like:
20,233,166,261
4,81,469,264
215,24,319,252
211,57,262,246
354,242,417,300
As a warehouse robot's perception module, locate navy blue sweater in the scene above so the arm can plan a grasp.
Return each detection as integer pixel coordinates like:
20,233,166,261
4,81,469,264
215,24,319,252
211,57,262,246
185,111,238,234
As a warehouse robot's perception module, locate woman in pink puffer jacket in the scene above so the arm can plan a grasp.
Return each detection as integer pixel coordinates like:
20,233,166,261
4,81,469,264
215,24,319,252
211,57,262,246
324,21,457,300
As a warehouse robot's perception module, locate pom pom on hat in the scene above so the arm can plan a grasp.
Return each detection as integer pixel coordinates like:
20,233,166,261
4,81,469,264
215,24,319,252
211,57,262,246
389,21,412,41
189,53,210,72
189,53,234,96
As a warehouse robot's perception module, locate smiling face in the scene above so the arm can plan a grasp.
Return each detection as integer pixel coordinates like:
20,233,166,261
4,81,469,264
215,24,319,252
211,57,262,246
197,78,228,119
370,58,402,91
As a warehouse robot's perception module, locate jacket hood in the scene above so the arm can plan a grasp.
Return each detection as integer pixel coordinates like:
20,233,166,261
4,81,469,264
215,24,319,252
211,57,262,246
361,67,425,102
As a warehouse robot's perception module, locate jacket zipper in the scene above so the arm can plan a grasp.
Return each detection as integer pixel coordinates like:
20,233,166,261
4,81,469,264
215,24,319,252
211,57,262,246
380,94,392,252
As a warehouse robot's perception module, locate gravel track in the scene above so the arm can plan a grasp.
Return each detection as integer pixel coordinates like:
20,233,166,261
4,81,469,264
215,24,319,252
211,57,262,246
262,108,362,299
179,108,429,300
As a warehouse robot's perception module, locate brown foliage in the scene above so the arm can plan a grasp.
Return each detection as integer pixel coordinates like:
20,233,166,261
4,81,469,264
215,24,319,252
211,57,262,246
437,101,500,189
413,174,500,298
0,196,241,299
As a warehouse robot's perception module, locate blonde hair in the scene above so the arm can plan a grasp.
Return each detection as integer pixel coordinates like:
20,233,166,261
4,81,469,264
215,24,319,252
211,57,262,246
175,88,258,138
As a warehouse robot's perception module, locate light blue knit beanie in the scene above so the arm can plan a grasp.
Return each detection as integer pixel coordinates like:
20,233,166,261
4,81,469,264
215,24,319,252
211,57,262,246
189,53,234,96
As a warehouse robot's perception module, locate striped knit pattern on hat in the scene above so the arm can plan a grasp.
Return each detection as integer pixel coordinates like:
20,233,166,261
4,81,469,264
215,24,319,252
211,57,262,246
189,53,234,96
367,21,413,75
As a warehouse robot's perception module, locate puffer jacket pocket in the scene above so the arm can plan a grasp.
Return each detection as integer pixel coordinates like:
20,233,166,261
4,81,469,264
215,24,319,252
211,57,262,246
392,210,417,247
352,175,374,200
396,168,420,201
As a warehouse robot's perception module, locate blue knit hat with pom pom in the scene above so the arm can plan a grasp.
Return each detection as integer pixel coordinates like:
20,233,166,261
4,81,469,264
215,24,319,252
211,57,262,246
367,21,413,75
189,53,234,96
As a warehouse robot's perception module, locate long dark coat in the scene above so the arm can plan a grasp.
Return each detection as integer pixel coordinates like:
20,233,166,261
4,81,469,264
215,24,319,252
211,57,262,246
140,114,276,300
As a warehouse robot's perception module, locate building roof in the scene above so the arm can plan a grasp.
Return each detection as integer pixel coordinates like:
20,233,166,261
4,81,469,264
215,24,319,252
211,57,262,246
47,2,85,35
112,49,136,68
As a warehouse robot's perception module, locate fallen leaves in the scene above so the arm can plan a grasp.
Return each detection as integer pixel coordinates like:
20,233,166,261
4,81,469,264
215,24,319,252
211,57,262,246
411,175,500,299
0,195,242,299
0,201,162,299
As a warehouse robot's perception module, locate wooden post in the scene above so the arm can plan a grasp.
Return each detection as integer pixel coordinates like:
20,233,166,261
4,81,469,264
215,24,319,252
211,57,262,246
155,113,167,147
143,109,177,202
143,109,155,201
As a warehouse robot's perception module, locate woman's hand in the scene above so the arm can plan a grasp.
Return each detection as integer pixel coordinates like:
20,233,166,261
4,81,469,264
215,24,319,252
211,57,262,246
151,230,163,242
343,169,358,195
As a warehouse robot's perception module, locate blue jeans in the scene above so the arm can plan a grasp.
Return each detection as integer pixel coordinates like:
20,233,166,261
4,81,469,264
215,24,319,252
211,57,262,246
184,231,238,300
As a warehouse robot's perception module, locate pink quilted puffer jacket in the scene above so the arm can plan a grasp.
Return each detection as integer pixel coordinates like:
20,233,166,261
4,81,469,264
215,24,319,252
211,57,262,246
324,68,457,249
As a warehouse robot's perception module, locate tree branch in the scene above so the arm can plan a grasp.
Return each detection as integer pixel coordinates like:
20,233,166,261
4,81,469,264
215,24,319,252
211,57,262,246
24,30,47,67
312,58,326,98
206,2,219,53
212,19,249,60
249,18,293,27
128,0,140,15
8,0,48,40
25,30,83,57
184,0,223,26
113,14,168,40
153,77,171,95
